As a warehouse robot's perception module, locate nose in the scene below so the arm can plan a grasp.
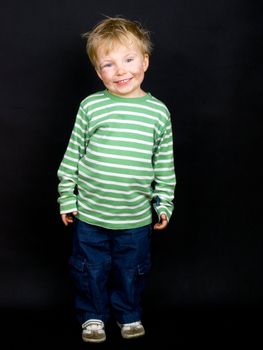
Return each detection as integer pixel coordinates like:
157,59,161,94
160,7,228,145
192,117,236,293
116,63,126,75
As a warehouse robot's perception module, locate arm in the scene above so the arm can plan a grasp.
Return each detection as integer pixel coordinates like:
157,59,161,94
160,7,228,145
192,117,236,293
152,117,176,230
57,104,88,224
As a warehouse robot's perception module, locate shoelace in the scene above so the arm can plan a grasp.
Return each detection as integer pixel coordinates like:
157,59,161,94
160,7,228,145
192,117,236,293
82,319,104,331
122,321,142,329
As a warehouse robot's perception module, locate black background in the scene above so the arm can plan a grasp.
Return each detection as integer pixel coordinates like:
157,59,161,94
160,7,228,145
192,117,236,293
0,0,262,348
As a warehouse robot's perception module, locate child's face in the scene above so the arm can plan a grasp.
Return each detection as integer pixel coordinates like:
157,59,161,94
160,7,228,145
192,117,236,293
95,41,149,98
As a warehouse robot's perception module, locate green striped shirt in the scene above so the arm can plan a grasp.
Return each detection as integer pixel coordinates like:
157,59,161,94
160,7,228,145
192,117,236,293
57,89,176,229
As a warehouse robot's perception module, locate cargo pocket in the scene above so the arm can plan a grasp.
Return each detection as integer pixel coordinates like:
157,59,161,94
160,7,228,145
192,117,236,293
134,261,151,302
137,261,151,276
69,255,89,295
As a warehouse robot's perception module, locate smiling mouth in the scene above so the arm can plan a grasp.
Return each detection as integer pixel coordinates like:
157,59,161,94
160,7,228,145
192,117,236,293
115,78,131,84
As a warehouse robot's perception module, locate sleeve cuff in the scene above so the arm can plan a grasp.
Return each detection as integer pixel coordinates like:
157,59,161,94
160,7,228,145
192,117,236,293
153,204,172,222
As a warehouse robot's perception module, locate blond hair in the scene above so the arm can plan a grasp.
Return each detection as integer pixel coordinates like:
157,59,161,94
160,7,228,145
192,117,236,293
82,16,153,67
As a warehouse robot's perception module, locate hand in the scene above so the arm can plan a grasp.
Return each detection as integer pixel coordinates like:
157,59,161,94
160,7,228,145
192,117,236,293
61,211,78,226
154,214,168,230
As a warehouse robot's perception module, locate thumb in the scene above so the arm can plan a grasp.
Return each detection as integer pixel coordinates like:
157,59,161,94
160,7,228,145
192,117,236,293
72,211,78,216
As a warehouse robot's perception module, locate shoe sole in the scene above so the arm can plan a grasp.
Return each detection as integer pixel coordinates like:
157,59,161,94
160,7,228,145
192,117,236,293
82,335,106,343
121,330,145,339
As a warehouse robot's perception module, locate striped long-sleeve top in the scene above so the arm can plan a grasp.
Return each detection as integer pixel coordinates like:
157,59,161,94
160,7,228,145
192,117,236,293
57,89,176,229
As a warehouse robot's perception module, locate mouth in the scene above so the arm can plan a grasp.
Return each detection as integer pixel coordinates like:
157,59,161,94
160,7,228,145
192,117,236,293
115,78,131,85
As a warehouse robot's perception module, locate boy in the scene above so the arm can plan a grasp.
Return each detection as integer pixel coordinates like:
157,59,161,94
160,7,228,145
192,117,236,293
57,16,176,343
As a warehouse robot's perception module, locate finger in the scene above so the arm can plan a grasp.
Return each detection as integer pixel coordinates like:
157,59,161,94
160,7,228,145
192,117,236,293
154,222,164,230
160,214,167,221
154,215,168,230
61,215,68,226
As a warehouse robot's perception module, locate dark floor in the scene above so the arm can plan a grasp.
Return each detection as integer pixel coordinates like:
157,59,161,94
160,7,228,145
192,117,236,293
1,304,262,349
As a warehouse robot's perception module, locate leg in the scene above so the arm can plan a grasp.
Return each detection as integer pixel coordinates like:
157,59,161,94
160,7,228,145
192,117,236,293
69,219,111,324
110,224,152,324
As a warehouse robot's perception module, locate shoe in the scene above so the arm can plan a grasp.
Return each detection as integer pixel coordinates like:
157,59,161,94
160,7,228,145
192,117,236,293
82,319,106,343
117,321,145,339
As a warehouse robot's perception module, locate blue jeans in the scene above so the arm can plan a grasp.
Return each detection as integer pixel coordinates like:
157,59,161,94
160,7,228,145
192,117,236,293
69,219,152,324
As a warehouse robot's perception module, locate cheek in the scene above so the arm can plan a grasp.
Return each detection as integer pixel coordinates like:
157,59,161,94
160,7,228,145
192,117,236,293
134,62,147,75
99,71,111,82
137,67,146,78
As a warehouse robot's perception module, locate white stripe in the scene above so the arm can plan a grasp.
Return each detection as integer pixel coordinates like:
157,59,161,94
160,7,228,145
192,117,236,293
78,185,145,202
74,122,86,133
60,199,76,205
78,177,152,195
87,101,168,117
89,118,155,133
79,193,148,210
156,174,176,180
84,157,153,172
155,193,173,199
67,147,79,155
58,182,74,188
79,170,150,188
157,150,173,155
80,163,153,180
90,140,152,154
158,181,176,186
99,127,152,137
164,133,172,139
79,210,152,225
61,200,76,207
156,206,173,215
69,139,84,149
79,200,150,217
86,148,151,164
57,173,77,180
90,110,164,126
155,187,175,193
155,159,173,164
72,130,85,143
83,97,109,109
76,114,88,126
147,99,170,111
64,154,78,163
60,162,76,171
154,167,175,171
160,141,173,148
93,133,152,146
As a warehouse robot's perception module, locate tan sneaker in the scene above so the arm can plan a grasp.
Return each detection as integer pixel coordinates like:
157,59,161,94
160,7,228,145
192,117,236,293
82,319,106,343
117,321,145,339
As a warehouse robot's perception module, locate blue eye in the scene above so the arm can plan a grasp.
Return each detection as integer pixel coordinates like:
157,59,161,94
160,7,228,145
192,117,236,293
102,63,112,68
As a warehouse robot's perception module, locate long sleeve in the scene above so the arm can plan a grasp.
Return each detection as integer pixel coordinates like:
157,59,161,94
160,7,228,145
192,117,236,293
57,104,88,214
152,117,176,222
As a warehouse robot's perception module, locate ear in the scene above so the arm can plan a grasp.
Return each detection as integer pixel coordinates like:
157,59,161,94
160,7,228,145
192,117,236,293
143,54,149,72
